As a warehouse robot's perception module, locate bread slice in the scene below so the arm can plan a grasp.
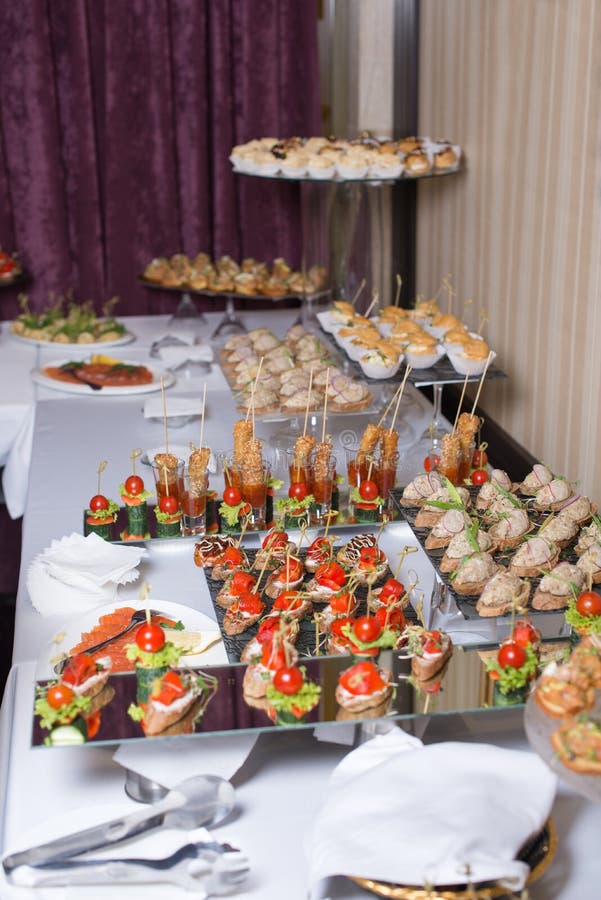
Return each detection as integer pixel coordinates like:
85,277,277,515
551,717,601,774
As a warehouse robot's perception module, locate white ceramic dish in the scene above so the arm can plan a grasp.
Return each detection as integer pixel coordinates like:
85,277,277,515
448,349,496,376
32,360,175,395
403,346,446,369
36,598,227,680
11,329,135,350
359,355,403,380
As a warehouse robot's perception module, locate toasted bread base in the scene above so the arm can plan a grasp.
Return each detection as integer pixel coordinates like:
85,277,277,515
452,571,500,597
411,641,453,682
551,726,601,774
476,581,531,617
509,555,559,578
531,588,571,611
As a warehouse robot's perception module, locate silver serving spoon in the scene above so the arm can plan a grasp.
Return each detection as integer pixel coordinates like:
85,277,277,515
2,775,235,874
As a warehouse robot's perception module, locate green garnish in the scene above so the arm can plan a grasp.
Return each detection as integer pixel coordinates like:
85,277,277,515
565,600,601,634
34,690,91,731
265,670,321,715
486,644,538,695
126,641,182,668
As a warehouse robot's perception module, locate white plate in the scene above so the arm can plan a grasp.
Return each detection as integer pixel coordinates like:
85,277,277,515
36,598,227,680
10,328,135,350
31,359,175,395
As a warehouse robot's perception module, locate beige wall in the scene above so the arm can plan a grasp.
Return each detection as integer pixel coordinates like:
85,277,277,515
417,0,601,494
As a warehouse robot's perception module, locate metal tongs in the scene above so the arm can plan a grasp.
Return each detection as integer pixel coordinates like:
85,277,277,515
3,775,249,894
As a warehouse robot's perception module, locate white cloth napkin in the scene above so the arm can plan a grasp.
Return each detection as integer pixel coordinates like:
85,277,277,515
307,728,557,892
113,733,259,788
27,533,146,617
143,395,204,419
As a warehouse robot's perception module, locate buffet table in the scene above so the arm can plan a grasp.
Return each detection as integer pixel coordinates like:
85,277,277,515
1,311,599,899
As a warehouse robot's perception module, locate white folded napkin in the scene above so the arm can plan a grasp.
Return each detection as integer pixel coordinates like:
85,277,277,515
27,533,146,617
143,395,204,419
113,733,258,787
160,344,214,369
307,728,557,892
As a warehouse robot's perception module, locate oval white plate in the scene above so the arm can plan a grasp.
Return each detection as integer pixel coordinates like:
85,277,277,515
31,359,175,395
10,328,135,350
37,598,227,680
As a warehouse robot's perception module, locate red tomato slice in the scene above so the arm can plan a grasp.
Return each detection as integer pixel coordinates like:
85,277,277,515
339,661,386,695
62,653,98,687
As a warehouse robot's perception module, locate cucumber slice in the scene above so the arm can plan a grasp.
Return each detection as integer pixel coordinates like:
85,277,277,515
48,720,87,745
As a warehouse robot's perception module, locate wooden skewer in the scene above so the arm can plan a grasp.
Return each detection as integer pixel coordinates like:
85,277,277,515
254,547,273,593
139,582,151,625
160,376,169,453
394,545,418,580
129,449,142,476
321,368,330,444
364,290,379,319
303,368,314,437
389,366,412,431
199,382,207,451
235,515,250,548
97,460,108,495
452,372,471,432
350,278,366,308
394,274,402,307
297,521,309,551
470,351,495,415
377,380,403,428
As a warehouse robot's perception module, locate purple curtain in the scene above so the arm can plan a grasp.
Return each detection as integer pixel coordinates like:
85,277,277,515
0,0,320,316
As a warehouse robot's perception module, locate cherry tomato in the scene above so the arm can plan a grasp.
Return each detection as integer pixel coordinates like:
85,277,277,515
62,654,97,687
288,481,308,501
135,622,166,652
330,616,354,641
339,661,387,695
159,494,179,514
353,615,382,644
125,475,144,495
471,468,489,485
512,619,541,648
424,454,440,473
472,447,488,468
0,259,16,275
273,666,304,695
576,591,601,617
497,641,527,669
223,485,242,506
359,480,378,501
47,684,75,709
89,494,109,511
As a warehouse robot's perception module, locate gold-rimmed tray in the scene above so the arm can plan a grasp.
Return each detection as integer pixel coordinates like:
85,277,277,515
351,819,556,898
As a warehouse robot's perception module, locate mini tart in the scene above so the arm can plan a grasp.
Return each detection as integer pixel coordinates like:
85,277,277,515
534,659,596,718
424,509,471,550
400,472,445,507
508,536,559,577
334,665,393,712
414,486,471,528
486,508,533,550
537,514,578,549
532,562,585,611
439,529,494,573
575,521,601,556
518,463,554,496
475,571,531,617
551,716,601,775
553,494,597,527
576,542,601,583
532,478,573,511
451,551,500,596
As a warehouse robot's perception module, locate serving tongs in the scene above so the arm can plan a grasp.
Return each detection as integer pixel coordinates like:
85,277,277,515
7,840,249,893
54,607,162,674
3,775,236,876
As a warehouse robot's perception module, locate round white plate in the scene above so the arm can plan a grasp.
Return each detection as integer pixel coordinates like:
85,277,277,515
37,598,227,680
10,328,136,350
31,359,175,395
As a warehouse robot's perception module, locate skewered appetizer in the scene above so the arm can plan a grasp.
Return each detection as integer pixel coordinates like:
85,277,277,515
476,571,531,617
242,638,299,700
339,615,398,659
486,638,539,706
264,556,304,599
265,665,321,725
335,660,394,716
126,620,182,703
128,670,217,737
223,590,266,635
400,626,453,683
153,493,182,538
532,562,585,611
565,590,601,639
267,590,313,621
349,544,389,585
119,462,152,540
551,716,601,775
317,590,359,633
254,528,296,570
305,560,348,602
336,533,379,566
211,545,250,581
34,682,94,746
240,616,299,664
215,570,256,609
305,535,338,572
194,535,236,568
85,492,119,540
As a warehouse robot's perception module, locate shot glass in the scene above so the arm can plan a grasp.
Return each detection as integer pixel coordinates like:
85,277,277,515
241,461,271,530
180,468,209,536
286,448,314,491
150,457,185,503
311,456,337,524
